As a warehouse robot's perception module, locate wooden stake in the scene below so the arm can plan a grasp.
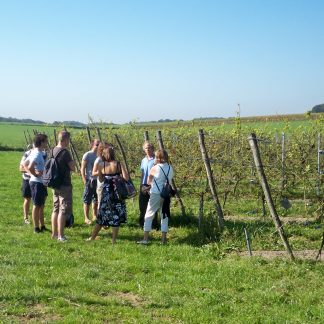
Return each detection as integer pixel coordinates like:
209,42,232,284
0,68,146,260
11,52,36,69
86,127,92,145
157,130,164,150
248,133,294,260
96,127,102,142
64,127,81,172
114,134,131,176
144,131,149,141
53,129,58,146
316,232,324,261
23,131,29,146
244,227,253,256
198,129,224,230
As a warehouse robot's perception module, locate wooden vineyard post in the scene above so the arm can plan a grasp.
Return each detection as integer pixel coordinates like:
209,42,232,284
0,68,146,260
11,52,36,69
144,131,149,142
244,227,253,256
248,133,294,261
86,127,92,145
27,130,33,144
114,134,131,176
23,131,29,146
53,129,58,146
64,127,81,173
198,129,224,230
157,130,164,150
317,133,322,197
280,132,286,191
198,192,204,229
96,127,102,142
156,130,186,217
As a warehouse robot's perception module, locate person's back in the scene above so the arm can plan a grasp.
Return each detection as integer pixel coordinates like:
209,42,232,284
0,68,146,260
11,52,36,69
52,146,72,186
51,131,75,242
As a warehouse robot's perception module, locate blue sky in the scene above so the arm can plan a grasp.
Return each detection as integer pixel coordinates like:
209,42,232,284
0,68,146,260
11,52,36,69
0,0,323,123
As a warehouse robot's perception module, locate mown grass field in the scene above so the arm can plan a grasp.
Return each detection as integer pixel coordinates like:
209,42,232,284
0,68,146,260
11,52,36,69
1,141,324,323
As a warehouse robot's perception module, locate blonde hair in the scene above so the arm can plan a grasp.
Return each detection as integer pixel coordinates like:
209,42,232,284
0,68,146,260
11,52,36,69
155,149,169,163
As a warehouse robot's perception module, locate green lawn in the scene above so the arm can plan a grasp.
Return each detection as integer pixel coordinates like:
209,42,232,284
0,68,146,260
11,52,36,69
0,151,324,323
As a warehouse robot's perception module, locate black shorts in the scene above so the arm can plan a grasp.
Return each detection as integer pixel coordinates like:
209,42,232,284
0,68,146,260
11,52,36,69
83,179,98,205
30,181,48,206
21,179,31,198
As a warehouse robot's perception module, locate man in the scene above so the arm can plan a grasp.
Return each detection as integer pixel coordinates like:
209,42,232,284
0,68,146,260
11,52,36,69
23,134,48,233
81,139,100,224
19,144,33,224
51,131,75,242
139,141,158,229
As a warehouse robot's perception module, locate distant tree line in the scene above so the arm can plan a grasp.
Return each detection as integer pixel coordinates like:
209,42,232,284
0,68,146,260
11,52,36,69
311,104,324,113
0,116,46,124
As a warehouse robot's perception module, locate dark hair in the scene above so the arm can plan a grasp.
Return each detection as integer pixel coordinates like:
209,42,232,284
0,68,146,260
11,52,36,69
34,133,48,148
58,131,70,142
102,146,116,162
155,149,169,163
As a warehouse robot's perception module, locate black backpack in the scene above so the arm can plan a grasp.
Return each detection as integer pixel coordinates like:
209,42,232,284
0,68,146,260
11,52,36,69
43,148,66,188
154,165,173,199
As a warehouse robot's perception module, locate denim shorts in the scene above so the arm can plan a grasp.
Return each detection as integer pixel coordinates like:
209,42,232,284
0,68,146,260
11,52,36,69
83,179,98,205
30,181,48,206
21,179,32,198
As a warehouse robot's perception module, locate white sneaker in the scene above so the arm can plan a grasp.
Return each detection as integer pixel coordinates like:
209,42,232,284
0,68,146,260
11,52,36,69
24,218,30,225
136,239,149,245
57,236,67,242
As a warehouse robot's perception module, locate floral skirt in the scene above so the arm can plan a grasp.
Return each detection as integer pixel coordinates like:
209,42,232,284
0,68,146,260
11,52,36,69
97,177,127,227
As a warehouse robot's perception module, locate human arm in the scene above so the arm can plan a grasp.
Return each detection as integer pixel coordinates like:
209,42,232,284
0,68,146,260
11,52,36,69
24,159,42,177
68,160,76,172
120,162,129,181
81,159,87,184
147,165,157,186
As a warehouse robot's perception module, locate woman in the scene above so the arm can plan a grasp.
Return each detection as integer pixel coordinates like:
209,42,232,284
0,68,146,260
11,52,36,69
87,146,129,243
92,142,112,206
137,149,174,245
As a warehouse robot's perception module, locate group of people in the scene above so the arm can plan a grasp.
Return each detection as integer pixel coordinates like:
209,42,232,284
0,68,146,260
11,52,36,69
20,131,174,244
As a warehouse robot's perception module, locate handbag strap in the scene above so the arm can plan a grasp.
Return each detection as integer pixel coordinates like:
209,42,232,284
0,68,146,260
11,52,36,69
153,164,170,192
158,164,170,183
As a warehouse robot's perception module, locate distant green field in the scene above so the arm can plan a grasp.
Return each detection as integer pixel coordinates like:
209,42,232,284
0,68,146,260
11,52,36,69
0,123,82,149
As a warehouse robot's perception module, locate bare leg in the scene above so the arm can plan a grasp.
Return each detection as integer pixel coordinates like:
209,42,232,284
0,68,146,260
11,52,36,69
92,201,98,221
112,227,119,244
23,198,30,221
32,205,41,229
58,213,65,238
90,224,102,240
83,204,91,223
51,212,58,238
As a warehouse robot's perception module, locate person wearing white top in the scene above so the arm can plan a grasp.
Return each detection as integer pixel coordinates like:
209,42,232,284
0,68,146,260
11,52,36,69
23,134,48,233
137,149,174,245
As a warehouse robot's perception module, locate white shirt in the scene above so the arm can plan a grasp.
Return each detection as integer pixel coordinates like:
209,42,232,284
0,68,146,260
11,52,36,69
150,163,174,195
26,149,45,183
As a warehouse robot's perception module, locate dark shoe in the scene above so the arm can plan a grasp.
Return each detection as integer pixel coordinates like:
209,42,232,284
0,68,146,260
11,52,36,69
40,225,47,232
34,227,41,233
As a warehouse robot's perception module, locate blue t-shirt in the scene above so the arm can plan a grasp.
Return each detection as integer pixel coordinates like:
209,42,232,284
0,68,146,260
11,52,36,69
140,156,155,185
